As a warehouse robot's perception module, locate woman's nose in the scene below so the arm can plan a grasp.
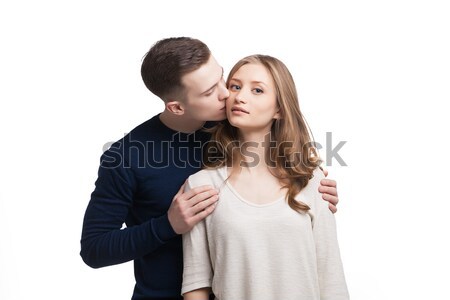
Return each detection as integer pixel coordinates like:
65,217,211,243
235,91,246,103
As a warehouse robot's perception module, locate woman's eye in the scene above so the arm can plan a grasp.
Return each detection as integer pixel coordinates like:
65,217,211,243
254,88,263,94
229,84,241,91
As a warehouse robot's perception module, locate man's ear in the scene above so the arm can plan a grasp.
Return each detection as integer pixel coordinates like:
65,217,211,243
166,100,185,115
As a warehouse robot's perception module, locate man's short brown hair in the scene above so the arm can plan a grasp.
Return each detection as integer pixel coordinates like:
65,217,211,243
141,37,211,101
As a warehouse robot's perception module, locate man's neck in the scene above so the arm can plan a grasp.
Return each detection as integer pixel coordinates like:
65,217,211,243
159,110,206,133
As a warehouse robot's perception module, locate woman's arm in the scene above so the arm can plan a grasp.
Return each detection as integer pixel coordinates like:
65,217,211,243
181,177,214,296
183,287,211,300
312,170,349,300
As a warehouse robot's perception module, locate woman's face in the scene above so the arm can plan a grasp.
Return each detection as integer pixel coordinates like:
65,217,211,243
226,63,280,133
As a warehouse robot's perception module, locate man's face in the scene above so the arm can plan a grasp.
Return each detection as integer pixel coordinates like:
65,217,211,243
181,55,229,122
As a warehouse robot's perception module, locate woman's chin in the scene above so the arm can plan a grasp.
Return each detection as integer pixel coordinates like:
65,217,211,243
227,119,244,129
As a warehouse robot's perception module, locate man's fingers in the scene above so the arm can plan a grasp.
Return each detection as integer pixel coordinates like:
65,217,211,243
319,185,338,197
191,195,219,214
186,189,218,206
181,185,216,201
322,193,339,206
329,203,337,214
320,178,336,188
191,202,218,224
169,184,218,234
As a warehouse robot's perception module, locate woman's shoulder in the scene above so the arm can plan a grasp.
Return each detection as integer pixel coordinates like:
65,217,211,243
295,167,326,205
311,167,326,186
187,167,225,189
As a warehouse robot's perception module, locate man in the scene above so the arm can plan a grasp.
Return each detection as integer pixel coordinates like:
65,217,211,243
80,37,340,300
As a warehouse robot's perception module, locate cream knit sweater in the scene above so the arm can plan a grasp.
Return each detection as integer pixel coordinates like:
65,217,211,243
182,167,349,300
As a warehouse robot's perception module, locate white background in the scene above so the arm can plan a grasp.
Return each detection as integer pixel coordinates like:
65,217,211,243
1,0,449,299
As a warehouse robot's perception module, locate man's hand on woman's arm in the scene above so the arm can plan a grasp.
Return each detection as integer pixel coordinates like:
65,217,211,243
319,169,339,213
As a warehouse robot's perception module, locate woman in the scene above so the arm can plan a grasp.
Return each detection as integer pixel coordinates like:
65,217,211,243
181,55,349,300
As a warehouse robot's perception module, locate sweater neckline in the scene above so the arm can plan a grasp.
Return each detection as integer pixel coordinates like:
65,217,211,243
218,167,285,208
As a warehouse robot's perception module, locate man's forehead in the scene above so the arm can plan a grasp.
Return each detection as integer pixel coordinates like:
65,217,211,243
182,56,223,93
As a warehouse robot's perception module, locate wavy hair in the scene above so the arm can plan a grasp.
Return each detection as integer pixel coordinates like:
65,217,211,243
204,55,322,213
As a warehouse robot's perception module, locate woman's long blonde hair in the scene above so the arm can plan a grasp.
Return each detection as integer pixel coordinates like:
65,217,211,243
204,55,322,213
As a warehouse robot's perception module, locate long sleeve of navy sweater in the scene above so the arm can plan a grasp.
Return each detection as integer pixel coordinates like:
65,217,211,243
80,115,210,299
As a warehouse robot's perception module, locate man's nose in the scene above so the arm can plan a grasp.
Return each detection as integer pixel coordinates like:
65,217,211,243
218,79,229,100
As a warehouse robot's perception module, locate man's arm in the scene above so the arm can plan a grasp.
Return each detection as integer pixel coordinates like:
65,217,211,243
80,153,218,268
319,168,339,213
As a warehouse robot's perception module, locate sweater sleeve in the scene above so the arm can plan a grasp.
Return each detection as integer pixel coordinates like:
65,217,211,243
80,151,177,268
181,178,213,295
311,170,350,300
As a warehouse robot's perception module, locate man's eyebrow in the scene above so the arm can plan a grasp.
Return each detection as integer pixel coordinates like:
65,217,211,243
200,67,224,95
200,84,216,95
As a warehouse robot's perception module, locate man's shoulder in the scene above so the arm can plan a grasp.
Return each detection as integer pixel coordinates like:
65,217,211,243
99,114,160,160
127,114,163,139
107,114,163,148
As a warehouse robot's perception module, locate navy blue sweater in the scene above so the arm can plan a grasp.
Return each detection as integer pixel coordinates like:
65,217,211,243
80,114,211,299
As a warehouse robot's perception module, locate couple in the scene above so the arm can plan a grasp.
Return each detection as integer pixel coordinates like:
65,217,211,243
80,37,348,300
